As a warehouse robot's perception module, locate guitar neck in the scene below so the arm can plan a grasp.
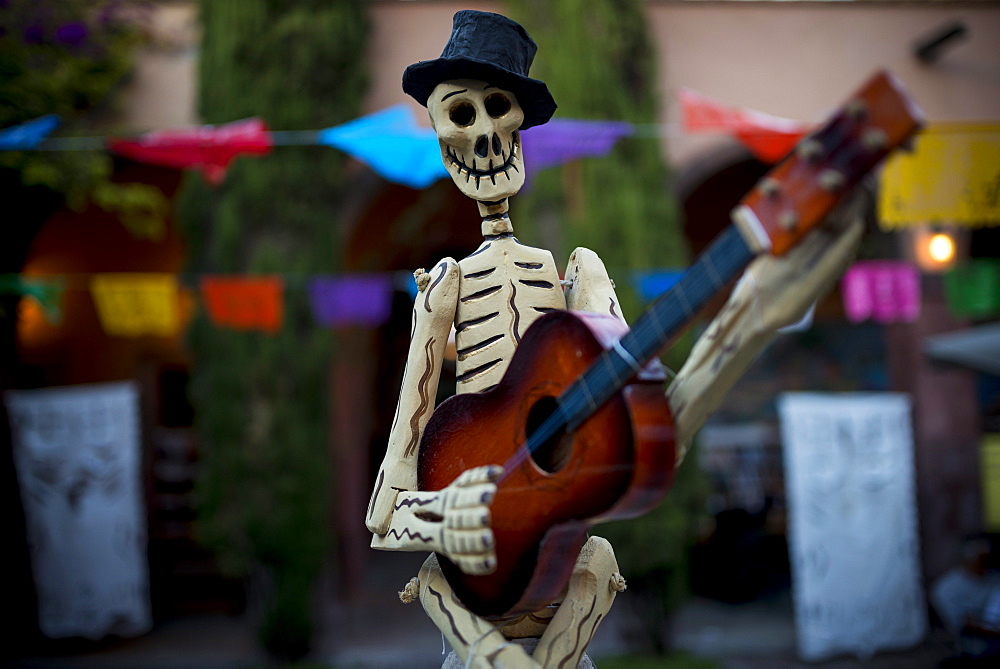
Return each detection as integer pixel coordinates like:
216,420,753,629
525,71,923,449
558,225,756,432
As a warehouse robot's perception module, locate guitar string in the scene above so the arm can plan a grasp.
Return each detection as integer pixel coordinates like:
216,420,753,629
497,227,755,482
494,121,891,484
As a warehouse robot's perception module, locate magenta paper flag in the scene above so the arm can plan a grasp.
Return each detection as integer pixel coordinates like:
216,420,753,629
841,261,921,324
308,275,393,328
520,119,633,173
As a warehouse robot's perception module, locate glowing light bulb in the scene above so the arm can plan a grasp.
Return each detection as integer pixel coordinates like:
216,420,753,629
928,233,955,264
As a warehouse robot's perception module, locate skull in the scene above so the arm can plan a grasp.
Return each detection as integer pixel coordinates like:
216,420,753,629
428,79,525,201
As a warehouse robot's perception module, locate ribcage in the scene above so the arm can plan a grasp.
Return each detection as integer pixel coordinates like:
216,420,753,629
455,239,566,394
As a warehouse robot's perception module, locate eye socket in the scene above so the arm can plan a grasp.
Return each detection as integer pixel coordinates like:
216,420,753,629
449,102,476,127
484,93,512,118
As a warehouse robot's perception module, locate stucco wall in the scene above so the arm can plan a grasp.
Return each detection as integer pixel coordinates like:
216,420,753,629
367,1,1000,167
116,1,199,131
650,1,1000,165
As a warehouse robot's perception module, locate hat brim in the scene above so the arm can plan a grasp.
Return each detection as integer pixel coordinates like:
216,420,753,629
403,57,557,130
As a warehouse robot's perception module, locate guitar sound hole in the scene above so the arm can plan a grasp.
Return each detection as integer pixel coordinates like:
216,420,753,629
525,397,572,474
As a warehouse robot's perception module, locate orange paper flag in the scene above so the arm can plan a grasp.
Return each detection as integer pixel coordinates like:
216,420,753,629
199,276,283,333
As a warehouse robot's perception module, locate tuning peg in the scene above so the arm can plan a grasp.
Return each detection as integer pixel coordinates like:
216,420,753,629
820,169,846,192
796,138,824,163
757,177,781,198
862,128,889,152
846,98,868,120
780,210,799,231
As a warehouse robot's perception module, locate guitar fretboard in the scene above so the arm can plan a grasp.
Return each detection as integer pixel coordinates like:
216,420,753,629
519,225,756,460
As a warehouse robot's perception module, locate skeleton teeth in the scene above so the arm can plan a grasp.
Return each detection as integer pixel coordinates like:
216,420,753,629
475,176,481,190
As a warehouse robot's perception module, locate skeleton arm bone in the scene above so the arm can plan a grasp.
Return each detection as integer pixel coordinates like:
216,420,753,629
563,247,625,320
367,259,500,573
668,187,870,462
367,259,458,535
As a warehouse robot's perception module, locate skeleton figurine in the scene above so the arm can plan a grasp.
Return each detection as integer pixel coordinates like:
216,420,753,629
366,10,867,669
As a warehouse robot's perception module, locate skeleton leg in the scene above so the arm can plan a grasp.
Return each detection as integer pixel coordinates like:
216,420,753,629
532,536,624,669
418,554,541,669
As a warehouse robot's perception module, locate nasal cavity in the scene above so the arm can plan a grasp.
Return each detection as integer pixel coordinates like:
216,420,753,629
492,133,503,157
475,135,489,158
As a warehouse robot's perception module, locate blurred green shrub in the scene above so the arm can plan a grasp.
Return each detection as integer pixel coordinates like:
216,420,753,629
179,0,368,660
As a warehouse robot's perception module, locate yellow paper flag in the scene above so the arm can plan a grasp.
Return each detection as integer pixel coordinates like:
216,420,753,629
90,273,180,337
879,123,1000,229
984,434,1000,532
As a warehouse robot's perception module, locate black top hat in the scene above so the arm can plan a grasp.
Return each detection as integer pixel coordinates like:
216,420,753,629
403,10,557,130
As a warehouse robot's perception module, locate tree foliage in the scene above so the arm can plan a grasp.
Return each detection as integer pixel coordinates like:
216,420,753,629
0,0,143,204
507,0,707,652
179,0,368,659
507,0,687,321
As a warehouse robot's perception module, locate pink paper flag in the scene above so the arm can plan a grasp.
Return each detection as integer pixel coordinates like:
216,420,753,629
842,261,921,324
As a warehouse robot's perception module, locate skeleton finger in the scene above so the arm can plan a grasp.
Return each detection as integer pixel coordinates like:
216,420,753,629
453,465,503,488
449,550,498,576
448,484,495,510
444,527,495,557
446,506,491,530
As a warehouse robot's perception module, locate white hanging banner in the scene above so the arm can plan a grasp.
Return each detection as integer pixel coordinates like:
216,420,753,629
778,393,926,661
5,382,151,639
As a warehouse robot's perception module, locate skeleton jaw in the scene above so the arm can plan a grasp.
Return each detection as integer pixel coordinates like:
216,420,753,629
441,134,522,196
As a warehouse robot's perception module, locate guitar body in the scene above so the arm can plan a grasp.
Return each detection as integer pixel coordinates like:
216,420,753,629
418,310,676,618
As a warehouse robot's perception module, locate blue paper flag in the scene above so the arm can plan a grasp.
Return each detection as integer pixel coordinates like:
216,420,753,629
633,270,685,303
0,115,61,150
317,106,447,189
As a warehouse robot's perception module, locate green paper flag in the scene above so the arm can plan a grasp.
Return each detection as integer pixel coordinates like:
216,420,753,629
0,274,64,324
944,261,1000,318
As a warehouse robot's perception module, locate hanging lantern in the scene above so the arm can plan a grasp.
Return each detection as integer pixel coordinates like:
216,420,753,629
909,226,968,273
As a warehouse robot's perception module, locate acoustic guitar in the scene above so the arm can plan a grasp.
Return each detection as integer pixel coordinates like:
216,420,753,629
418,71,924,619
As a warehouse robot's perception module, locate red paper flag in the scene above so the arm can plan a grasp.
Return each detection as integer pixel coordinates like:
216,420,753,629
109,118,273,185
200,276,283,333
679,88,810,164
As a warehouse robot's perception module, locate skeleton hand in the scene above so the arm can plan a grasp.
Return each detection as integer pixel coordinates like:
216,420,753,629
370,465,502,573
429,465,502,575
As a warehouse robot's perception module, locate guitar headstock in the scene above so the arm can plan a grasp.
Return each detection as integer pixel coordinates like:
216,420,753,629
732,71,924,256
